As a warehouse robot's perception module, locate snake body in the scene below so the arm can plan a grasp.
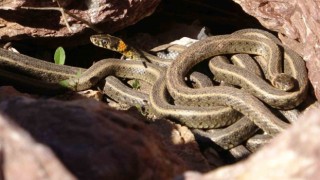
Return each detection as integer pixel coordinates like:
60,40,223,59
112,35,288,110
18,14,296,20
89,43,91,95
0,29,308,148
230,54,264,77
91,30,307,136
208,52,307,109
99,55,258,148
164,34,307,135
89,30,307,145
90,34,245,129
101,61,243,129
0,48,83,82
102,63,259,149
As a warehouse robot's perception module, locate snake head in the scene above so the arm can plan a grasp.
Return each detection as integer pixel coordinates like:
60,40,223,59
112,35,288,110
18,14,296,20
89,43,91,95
90,34,137,60
271,73,295,91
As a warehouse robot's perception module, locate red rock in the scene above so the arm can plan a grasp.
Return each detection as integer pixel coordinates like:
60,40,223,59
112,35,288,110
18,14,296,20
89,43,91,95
0,0,160,43
0,110,75,179
233,0,320,101
0,89,187,179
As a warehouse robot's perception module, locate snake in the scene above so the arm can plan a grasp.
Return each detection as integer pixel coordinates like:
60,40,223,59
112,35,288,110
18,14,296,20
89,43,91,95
89,34,261,149
91,33,307,108
100,55,258,149
90,29,308,137
217,29,309,109
90,34,247,129
102,67,259,149
164,32,308,135
0,48,83,82
101,61,243,129
230,54,264,77
90,31,287,148
0,29,308,148
101,55,298,150
90,34,173,67
0,44,243,129
0,45,245,131
0,48,86,93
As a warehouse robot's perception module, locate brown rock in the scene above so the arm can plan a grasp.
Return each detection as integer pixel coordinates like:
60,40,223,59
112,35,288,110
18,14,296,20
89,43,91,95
182,103,320,179
149,119,212,172
233,0,320,101
0,0,160,43
0,88,187,179
0,110,75,179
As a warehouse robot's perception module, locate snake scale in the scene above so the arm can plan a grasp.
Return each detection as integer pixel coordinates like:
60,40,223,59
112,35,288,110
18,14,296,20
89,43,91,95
0,29,308,149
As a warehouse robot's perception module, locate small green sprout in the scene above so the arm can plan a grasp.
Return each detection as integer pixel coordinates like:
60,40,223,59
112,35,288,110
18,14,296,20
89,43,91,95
54,46,66,65
59,70,83,89
132,79,141,90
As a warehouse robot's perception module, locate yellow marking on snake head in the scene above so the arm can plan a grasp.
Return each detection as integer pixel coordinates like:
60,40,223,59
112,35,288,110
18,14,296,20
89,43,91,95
124,50,135,59
117,40,128,52
117,40,137,59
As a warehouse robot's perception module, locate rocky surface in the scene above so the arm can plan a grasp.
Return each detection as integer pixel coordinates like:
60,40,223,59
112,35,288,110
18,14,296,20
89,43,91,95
0,86,202,179
0,111,75,180
182,102,320,179
0,0,320,179
149,120,212,172
0,0,160,43
233,0,320,101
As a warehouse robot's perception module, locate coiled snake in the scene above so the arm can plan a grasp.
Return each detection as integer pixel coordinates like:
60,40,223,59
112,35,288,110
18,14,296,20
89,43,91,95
0,29,308,149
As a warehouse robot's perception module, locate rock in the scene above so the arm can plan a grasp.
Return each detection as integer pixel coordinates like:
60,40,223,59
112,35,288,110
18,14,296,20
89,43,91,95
233,0,320,101
149,119,212,172
0,114,75,180
0,99,75,179
0,0,160,44
182,103,320,179
0,87,187,179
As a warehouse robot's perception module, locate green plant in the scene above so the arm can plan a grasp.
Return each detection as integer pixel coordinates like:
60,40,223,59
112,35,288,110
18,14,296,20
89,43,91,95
59,70,83,89
54,46,66,65
132,79,141,90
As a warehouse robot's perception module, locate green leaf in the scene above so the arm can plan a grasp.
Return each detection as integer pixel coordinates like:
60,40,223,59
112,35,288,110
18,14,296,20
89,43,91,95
59,79,70,88
76,70,82,77
54,46,66,65
58,70,83,89
132,79,141,90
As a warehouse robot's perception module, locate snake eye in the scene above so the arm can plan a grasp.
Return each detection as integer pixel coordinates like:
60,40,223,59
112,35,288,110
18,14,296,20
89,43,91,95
101,40,107,46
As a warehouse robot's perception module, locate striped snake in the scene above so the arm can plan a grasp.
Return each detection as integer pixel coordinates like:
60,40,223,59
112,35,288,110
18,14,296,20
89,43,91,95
0,29,308,149
91,30,307,132
90,29,308,147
